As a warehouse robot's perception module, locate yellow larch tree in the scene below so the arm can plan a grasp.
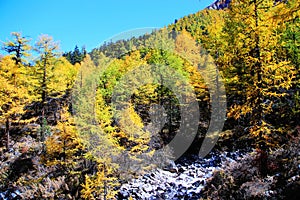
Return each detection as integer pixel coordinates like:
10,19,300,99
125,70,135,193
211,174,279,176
0,56,32,149
224,0,296,173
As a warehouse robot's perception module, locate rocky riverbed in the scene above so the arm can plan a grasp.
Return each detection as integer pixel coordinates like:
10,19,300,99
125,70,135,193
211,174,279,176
118,151,247,200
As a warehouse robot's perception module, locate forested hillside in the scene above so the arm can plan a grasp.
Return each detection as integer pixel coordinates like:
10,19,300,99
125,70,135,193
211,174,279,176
0,0,299,199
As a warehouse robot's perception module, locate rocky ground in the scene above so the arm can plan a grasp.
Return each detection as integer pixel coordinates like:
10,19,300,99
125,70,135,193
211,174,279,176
1,141,299,200
118,151,247,200
118,138,300,200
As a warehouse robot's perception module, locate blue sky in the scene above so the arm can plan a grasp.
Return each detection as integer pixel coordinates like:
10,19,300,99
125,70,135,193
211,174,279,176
0,0,214,53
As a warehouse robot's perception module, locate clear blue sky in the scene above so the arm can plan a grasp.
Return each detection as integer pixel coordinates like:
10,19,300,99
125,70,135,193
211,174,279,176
0,0,214,53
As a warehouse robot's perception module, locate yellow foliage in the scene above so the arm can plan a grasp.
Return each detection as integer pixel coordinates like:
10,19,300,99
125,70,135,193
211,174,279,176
119,104,149,142
44,109,84,166
224,0,297,147
49,57,80,92
0,56,32,122
81,175,95,200
81,162,120,200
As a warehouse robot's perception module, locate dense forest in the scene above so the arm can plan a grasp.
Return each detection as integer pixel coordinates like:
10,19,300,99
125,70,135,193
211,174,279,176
0,0,299,199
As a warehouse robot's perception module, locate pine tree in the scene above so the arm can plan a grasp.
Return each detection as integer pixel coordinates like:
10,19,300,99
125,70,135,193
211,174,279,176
71,45,82,65
63,45,87,65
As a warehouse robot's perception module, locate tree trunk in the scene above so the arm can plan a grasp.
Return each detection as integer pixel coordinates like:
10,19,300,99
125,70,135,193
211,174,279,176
103,164,107,200
40,108,45,142
258,148,268,177
42,59,47,104
5,118,10,150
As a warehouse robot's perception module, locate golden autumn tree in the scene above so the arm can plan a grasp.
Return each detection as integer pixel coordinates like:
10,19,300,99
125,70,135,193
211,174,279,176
223,0,296,161
33,34,60,105
48,57,80,93
0,33,33,149
0,56,32,149
44,108,84,167
72,55,121,199
2,32,31,66
81,160,119,200
274,0,300,123
41,108,85,198
175,30,207,97
33,35,79,141
96,52,157,176
174,30,226,157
